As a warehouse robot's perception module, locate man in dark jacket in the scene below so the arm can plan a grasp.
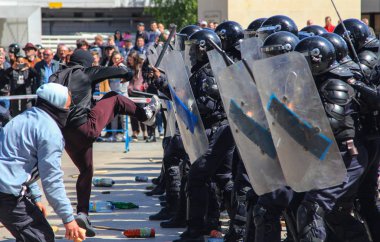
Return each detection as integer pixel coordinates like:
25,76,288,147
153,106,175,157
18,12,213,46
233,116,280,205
55,49,160,237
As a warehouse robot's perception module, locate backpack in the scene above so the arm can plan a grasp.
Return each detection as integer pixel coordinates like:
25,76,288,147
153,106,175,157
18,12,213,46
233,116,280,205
48,65,84,87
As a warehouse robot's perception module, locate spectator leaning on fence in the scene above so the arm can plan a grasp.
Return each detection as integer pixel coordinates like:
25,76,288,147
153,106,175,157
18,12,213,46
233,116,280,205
34,48,60,87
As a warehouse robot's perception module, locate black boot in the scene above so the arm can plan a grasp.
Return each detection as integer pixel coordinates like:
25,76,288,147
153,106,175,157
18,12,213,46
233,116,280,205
224,223,245,242
159,195,166,201
149,207,174,220
145,182,165,196
173,227,204,242
160,215,187,228
149,194,178,220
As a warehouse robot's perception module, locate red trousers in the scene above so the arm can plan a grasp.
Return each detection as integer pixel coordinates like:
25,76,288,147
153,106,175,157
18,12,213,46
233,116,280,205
62,91,146,214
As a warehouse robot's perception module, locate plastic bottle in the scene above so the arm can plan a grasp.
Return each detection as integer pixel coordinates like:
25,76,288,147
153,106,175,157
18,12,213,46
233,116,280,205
89,201,115,213
135,176,148,182
92,177,115,187
110,201,139,209
123,228,155,238
208,230,223,241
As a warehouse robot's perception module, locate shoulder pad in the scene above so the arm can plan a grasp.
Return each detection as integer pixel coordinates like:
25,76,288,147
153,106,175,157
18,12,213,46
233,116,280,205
328,65,353,79
320,78,355,105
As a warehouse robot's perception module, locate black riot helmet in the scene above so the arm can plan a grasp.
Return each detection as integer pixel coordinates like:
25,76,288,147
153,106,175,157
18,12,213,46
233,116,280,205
8,43,20,54
300,25,328,36
179,25,202,37
176,25,202,51
358,50,378,69
320,33,349,63
215,21,244,51
257,15,298,40
261,31,299,57
187,29,222,65
295,36,337,76
334,18,373,52
245,18,267,37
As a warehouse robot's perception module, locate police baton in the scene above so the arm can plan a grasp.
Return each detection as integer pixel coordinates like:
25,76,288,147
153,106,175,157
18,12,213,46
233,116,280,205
130,90,170,101
206,38,235,66
155,24,177,68
330,0,369,84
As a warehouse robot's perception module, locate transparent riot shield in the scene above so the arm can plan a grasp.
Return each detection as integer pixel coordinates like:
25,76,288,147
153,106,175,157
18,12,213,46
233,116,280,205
207,49,228,74
208,50,286,195
240,37,263,61
248,52,347,192
147,45,158,66
162,51,209,163
161,98,177,138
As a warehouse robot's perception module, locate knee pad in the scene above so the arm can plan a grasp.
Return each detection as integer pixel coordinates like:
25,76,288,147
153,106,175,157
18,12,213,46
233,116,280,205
297,201,326,242
167,166,181,193
253,204,281,242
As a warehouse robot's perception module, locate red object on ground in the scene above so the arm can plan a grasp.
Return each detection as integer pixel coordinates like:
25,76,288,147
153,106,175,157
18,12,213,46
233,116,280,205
123,228,155,238
209,230,223,238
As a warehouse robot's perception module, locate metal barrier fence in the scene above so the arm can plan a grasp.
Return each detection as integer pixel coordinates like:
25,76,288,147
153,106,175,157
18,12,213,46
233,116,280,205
0,93,150,152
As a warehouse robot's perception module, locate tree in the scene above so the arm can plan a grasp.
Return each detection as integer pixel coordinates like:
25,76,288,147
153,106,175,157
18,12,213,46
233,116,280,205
145,0,198,29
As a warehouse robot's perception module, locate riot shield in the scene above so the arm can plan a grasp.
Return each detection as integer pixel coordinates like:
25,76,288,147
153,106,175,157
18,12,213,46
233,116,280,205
161,95,177,138
240,37,263,61
248,52,347,192
147,45,158,66
162,50,209,163
208,50,286,195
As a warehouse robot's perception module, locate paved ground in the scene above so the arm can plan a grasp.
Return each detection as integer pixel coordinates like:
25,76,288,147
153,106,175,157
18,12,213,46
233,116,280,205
0,140,185,242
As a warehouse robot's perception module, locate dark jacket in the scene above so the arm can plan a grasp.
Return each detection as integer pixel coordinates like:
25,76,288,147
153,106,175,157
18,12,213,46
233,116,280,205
34,59,60,88
65,65,133,127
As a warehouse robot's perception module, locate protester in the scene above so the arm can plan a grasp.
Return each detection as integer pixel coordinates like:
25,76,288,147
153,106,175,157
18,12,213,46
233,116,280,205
23,43,41,68
57,49,160,236
0,83,85,242
34,48,60,87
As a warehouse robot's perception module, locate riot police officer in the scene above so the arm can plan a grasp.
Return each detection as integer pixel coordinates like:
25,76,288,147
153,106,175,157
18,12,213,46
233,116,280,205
214,21,244,60
248,31,300,242
294,36,370,242
170,29,236,242
257,15,299,41
300,25,328,36
334,18,379,55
